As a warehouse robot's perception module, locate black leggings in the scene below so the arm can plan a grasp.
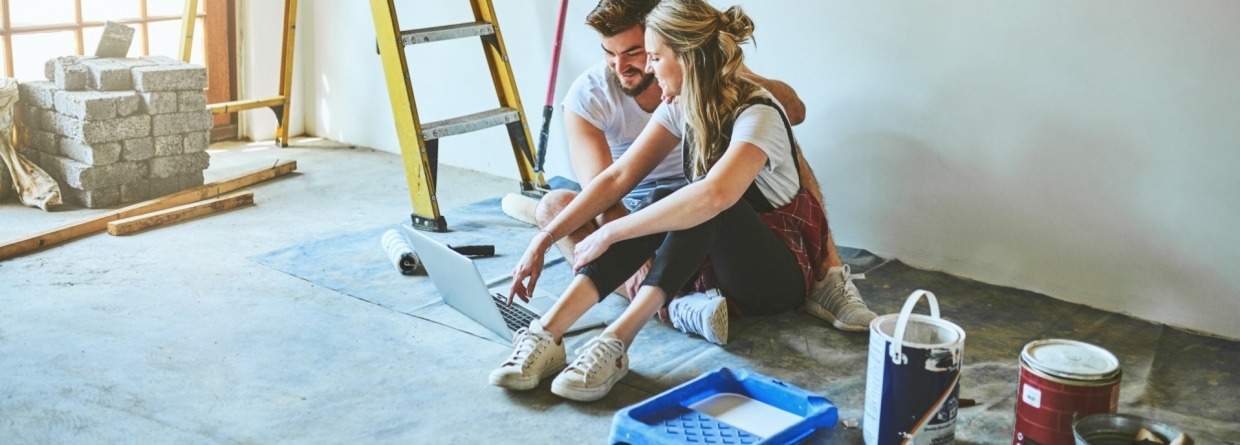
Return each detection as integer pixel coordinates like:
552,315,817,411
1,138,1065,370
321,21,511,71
578,186,804,316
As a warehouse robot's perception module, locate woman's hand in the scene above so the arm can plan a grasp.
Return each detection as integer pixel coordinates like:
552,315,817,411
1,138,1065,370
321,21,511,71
508,232,553,304
572,225,615,272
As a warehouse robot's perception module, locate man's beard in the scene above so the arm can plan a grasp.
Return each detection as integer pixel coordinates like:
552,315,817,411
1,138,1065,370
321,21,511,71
609,69,655,97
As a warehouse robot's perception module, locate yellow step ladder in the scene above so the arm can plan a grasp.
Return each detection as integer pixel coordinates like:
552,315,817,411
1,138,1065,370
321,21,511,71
179,0,298,148
369,0,548,232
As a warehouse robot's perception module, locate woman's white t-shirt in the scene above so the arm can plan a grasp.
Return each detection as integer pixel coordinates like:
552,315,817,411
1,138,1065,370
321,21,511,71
651,91,800,207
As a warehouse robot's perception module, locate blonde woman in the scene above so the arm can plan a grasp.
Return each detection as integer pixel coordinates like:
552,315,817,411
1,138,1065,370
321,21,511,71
491,0,870,401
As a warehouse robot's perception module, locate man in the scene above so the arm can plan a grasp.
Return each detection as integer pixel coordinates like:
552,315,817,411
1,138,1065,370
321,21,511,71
536,0,873,336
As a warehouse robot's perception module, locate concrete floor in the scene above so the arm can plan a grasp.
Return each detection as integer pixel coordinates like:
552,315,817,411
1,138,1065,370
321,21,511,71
3,139,1237,444
1,139,581,444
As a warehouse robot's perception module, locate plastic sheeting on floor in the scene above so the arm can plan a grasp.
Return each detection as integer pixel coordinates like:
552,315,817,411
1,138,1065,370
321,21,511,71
250,197,1240,444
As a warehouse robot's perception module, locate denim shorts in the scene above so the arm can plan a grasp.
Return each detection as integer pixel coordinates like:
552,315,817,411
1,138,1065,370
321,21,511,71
622,177,689,211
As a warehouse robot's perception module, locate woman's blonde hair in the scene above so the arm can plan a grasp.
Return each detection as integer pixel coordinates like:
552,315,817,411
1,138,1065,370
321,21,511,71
645,0,761,177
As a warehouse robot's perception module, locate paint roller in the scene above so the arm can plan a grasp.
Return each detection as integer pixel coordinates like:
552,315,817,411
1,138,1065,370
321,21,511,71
381,229,421,275
381,229,498,275
500,192,539,226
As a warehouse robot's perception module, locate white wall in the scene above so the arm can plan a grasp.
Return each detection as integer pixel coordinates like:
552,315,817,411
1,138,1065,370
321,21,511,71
296,0,580,178
236,0,305,142
255,1,1240,339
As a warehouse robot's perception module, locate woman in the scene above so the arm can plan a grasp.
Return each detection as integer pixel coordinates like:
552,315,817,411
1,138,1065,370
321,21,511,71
489,0,829,402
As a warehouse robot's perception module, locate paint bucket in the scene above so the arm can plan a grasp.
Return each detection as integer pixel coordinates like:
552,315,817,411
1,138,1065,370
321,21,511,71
864,290,966,445
1071,413,1189,445
1013,339,1121,445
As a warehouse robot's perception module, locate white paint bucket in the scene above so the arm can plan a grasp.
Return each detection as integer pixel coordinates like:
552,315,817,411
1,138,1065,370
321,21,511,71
864,290,967,445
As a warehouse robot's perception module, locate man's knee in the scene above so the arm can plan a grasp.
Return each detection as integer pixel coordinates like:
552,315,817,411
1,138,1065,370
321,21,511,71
535,189,578,227
632,185,677,211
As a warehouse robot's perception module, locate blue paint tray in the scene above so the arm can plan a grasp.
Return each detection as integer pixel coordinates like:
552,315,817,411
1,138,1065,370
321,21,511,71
610,368,838,444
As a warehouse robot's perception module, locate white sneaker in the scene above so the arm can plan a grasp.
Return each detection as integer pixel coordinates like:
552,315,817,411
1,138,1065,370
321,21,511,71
804,265,877,332
550,332,628,402
668,289,728,346
488,319,565,390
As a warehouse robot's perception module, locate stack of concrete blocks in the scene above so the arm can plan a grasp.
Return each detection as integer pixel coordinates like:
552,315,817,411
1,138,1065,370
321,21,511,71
16,55,212,208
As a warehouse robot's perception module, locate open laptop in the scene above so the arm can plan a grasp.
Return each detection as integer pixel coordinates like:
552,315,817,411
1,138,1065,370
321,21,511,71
401,226,606,341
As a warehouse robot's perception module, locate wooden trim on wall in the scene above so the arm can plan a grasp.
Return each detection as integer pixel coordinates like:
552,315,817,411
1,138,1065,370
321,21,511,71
205,0,238,141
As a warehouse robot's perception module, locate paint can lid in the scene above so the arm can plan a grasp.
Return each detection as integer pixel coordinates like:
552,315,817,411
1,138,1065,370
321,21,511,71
1021,339,1120,381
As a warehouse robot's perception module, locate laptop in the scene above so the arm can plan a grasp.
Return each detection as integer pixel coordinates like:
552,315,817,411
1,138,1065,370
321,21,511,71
401,226,606,341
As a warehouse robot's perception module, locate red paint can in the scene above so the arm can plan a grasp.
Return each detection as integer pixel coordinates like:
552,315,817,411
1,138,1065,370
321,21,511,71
1012,339,1121,445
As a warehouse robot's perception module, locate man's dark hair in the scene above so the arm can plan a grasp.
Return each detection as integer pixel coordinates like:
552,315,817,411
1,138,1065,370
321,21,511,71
585,0,661,37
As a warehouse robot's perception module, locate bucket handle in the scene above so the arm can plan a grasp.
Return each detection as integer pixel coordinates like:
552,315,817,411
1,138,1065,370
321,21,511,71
889,289,940,365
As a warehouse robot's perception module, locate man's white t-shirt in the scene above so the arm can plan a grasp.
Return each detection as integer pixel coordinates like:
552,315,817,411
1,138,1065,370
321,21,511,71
651,90,800,207
561,61,685,184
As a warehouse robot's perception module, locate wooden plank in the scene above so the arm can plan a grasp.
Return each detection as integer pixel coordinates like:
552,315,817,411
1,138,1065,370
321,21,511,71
207,96,284,115
0,160,296,260
107,191,255,236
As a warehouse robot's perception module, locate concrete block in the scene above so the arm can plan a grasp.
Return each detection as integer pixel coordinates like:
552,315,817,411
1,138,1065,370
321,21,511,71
54,90,138,121
20,129,59,154
18,81,57,109
111,57,154,67
181,171,205,189
148,151,209,179
42,154,147,190
107,115,153,142
115,93,140,117
60,139,122,166
44,59,55,81
54,90,114,121
81,58,134,91
34,131,58,154
149,176,182,197
183,131,210,153
51,56,91,91
138,92,178,115
141,55,182,66
177,90,208,112
132,63,208,92
94,21,135,58
64,185,123,208
20,106,42,131
48,114,152,145
151,110,213,136
154,135,182,157
122,137,155,161
35,151,64,178
38,109,58,132
120,179,150,203
148,171,205,197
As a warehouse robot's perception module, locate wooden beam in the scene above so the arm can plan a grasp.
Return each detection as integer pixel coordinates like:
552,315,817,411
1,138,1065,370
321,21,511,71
0,160,296,260
207,96,284,115
107,191,255,236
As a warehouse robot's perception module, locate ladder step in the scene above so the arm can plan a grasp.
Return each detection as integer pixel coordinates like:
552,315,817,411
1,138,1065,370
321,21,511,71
423,108,521,141
401,22,494,46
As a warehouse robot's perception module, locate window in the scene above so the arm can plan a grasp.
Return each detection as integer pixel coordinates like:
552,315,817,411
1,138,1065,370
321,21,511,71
1,0,236,139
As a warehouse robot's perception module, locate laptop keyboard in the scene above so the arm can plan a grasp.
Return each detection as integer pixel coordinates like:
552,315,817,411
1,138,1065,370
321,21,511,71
491,293,539,333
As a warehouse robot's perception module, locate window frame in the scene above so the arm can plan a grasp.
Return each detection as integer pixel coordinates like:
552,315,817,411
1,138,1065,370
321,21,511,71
0,0,237,140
